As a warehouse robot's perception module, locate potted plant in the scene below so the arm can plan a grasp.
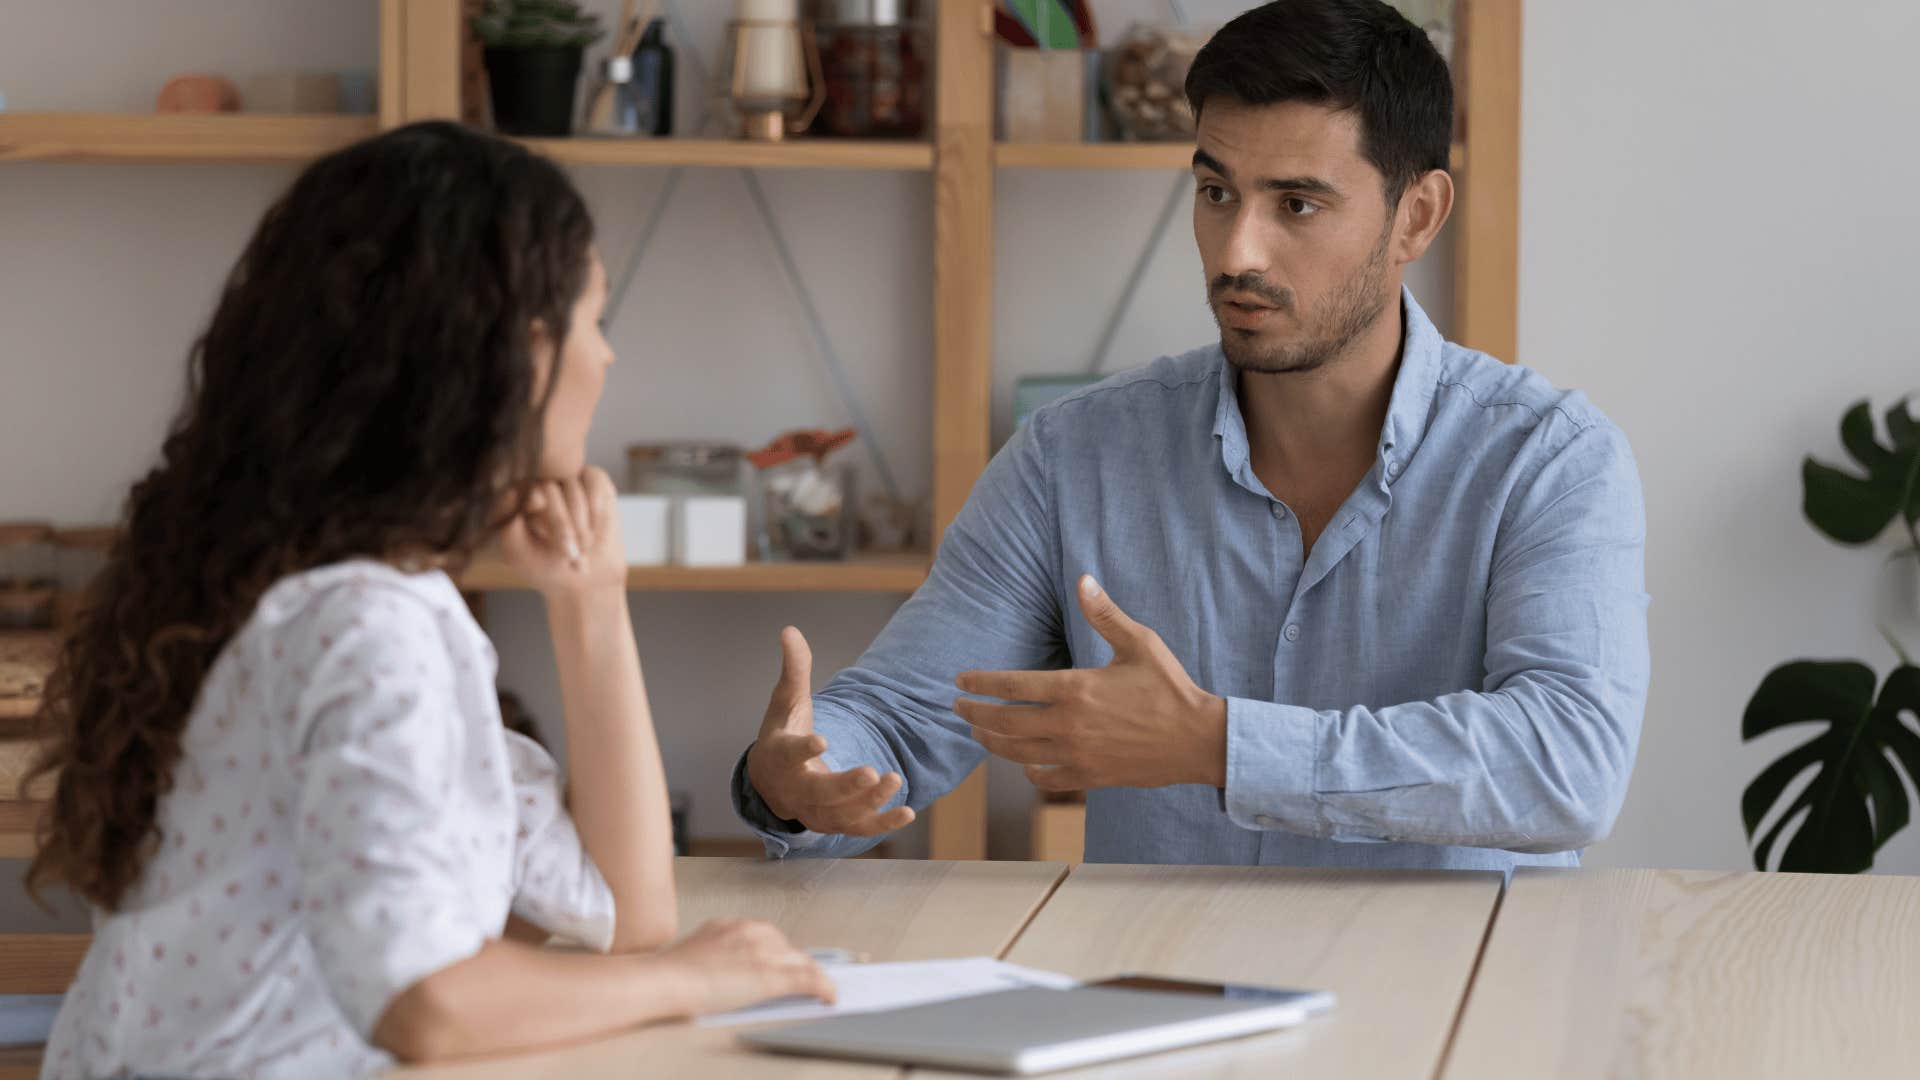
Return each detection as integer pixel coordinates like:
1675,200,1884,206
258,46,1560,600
1742,396,1920,873
471,0,605,137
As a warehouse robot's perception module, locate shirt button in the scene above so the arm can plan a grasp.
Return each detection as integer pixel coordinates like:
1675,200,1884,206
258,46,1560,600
1271,503,1286,519
1284,624,1302,642
1386,459,1403,478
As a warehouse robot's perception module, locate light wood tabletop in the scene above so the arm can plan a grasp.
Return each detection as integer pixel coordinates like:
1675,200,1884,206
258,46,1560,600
1442,867,1920,1079
398,856,1068,1080
915,863,1504,1080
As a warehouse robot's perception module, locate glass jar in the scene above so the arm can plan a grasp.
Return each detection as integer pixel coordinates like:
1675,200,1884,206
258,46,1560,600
626,442,745,496
0,522,56,630
755,456,858,561
1102,23,1207,142
809,0,929,138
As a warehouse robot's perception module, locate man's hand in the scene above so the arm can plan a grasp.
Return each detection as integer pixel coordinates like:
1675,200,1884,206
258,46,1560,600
744,627,918,836
956,576,1228,792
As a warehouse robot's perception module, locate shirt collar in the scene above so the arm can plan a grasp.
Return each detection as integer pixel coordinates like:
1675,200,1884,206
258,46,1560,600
1212,286,1444,488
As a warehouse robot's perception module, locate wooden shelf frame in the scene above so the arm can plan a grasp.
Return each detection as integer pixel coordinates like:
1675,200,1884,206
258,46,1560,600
524,136,932,171
0,112,379,164
458,551,929,593
995,138,1467,172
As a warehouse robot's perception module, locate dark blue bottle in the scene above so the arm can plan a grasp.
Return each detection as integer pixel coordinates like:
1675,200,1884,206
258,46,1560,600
631,17,675,137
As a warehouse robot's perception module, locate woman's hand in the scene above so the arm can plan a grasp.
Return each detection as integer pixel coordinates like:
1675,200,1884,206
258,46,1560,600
497,467,626,598
652,918,836,1016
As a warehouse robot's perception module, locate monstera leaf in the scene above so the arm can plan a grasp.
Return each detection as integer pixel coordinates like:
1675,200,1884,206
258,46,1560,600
1802,398,1920,544
1742,662,1920,872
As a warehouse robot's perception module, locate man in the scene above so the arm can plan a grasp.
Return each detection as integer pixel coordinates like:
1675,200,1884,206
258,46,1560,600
731,0,1649,872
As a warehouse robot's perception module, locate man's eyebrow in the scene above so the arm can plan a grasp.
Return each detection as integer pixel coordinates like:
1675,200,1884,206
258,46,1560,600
1257,175,1342,199
1192,148,1231,178
1192,149,1343,200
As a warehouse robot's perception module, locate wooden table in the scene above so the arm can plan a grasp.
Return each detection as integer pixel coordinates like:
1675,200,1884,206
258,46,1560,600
927,863,1504,1080
1442,867,1920,1079
399,857,1069,1079
14,860,1920,1078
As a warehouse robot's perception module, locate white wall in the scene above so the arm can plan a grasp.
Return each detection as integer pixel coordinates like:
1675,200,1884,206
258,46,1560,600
2,0,1914,934
1521,0,1920,874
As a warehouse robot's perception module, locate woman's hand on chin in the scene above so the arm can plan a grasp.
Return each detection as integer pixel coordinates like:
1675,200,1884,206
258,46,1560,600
497,467,627,599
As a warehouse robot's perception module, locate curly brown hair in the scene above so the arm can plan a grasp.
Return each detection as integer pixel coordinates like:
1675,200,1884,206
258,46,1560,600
26,121,595,911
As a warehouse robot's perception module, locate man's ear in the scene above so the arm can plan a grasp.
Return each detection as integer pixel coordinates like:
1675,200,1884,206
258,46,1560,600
1393,169,1455,265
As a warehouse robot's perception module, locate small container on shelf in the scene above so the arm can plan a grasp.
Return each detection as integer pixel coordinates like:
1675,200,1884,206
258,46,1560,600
809,0,929,138
627,442,745,496
997,45,1092,144
627,442,749,568
1101,23,1208,142
615,495,672,567
676,496,748,567
749,429,859,561
0,523,56,630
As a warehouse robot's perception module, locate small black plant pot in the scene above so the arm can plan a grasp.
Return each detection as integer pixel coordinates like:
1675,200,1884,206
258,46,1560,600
484,45,583,137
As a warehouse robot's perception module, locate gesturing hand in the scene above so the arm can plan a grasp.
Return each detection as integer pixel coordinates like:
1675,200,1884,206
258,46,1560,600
956,576,1228,793
744,627,918,837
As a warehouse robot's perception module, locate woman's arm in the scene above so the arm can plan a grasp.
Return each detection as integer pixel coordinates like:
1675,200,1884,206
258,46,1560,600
547,586,677,949
500,469,678,952
374,919,834,1064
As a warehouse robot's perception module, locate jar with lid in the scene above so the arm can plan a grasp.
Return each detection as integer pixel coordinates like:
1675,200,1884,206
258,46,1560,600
0,522,56,630
809,0,928,138
626,442,745,496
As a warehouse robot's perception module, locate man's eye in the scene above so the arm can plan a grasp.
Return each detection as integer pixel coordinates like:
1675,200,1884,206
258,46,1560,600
1283,197,1320,217
1200,184,1233,206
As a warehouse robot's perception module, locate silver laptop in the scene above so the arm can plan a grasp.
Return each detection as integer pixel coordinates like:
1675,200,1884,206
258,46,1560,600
740,978,1335,1075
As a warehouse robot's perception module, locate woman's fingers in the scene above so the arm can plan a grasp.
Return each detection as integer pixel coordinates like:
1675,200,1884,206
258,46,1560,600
559,475,592,566
583,466,616,536
538,480,580,567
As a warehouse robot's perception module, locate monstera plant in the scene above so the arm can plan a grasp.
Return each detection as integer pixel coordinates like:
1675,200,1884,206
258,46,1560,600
1742,398,1920,873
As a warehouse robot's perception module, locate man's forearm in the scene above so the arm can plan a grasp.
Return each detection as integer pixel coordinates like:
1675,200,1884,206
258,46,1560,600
1223,677,1637,853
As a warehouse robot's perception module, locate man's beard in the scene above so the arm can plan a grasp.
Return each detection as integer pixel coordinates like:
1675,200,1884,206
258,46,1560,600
1210,228,1395,376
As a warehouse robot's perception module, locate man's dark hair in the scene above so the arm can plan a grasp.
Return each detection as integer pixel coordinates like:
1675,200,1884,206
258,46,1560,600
1184,0,1453,204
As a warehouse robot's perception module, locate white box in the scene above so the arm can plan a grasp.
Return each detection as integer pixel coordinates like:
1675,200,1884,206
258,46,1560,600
674,495,747,567
615,494,671,567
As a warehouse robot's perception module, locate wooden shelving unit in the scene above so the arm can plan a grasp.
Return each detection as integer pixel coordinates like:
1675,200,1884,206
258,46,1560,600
0,0,1522,864
0,112,379,163
0,800,41,860
459,551,929,593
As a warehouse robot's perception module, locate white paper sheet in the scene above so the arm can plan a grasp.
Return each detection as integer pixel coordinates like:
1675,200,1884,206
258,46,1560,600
696,956,1078,1028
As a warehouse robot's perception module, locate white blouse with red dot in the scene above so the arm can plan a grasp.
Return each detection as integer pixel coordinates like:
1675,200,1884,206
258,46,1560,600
42,560,614,1080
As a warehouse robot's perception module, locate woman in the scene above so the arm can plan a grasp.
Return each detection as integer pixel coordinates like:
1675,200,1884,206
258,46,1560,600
26,121,831,1079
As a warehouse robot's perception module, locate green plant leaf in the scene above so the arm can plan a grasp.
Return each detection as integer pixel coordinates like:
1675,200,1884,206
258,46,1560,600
1887,398,1919,452
1801,398,1920,544
1741,661,1920,872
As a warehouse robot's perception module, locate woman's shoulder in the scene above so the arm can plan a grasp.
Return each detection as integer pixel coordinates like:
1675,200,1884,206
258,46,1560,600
235,559,494,685
243,559,470,641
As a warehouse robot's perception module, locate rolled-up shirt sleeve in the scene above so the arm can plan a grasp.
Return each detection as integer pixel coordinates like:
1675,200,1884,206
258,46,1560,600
291,597,500,1038
503,730,614,952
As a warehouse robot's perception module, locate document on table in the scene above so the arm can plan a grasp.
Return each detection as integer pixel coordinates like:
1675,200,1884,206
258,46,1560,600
697,956,1078,1028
